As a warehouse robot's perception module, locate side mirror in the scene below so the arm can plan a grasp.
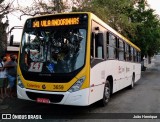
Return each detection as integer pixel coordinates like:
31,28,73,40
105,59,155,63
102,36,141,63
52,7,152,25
9,35,14,46
95,33,103,46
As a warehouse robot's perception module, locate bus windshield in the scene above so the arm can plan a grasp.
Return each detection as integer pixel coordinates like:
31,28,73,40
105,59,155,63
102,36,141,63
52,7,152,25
20,27,87,74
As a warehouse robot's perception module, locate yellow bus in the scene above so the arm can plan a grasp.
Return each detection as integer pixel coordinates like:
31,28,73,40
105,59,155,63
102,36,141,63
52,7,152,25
17,12,141,106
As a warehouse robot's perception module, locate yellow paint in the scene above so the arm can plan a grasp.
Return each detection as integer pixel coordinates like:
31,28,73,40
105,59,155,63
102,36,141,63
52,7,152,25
17,64,89,92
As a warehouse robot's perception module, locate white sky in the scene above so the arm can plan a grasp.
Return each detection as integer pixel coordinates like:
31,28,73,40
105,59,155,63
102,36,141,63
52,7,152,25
147,0,160,15
5,0,160,42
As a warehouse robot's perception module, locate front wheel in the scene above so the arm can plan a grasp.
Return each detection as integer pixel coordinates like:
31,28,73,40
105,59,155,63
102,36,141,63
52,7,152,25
99,80,110,107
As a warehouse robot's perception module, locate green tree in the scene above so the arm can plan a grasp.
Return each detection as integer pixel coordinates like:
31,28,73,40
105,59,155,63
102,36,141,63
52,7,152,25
73,0,138,40
74,0,160,58
130,0,160,58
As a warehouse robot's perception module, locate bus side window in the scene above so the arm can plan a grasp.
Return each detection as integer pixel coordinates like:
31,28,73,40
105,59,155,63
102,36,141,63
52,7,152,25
129,45,131,61
108,33,116,59
137,51,141,62
125,43,129,61
91,32,104,59
137,51,139,62
123,42,126,60
130,47,134,62
119,39,124,61
95,33,104,59
135,49,141,63
133,48,136,62
116,37,119,59
106,32,109,59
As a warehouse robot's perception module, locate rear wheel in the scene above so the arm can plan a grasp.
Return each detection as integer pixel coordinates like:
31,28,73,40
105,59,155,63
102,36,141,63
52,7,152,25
99,80,110,107
129,75,135,89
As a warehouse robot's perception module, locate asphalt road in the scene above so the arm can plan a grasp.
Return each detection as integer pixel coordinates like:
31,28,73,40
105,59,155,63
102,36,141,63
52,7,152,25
1,56,160,122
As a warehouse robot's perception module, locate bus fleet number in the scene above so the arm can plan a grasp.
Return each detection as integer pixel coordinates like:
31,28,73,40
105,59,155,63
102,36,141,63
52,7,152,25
53,85,64,90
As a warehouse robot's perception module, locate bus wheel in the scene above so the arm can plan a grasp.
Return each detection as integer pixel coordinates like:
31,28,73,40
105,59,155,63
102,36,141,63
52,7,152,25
129,75,135,89
99,80,110,107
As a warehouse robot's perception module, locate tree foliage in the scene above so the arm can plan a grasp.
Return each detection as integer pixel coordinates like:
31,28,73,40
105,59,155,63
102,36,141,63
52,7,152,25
130,0,160,57
73,0,160,58
73,0,137,38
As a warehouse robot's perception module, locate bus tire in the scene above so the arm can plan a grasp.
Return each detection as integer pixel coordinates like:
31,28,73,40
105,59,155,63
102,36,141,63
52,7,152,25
99,80,110,107
129,75,135,89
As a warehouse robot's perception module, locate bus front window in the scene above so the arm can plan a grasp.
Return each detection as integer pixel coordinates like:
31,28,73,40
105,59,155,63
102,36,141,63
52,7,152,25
20,28,86,73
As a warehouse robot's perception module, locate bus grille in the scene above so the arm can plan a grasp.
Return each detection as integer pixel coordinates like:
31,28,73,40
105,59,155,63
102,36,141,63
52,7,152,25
26,91,64,103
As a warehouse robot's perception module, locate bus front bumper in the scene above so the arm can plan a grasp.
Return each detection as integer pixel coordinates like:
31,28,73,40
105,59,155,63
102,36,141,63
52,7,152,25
17,86,90,106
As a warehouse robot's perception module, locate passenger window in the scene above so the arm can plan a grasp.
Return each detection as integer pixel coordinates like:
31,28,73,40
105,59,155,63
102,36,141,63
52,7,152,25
91,32,104,59
137,52,141,62
125,44,129,61
119,39,124,60
130,47,134,62
95,33,104,59
108,33,116,59
133,49,137,62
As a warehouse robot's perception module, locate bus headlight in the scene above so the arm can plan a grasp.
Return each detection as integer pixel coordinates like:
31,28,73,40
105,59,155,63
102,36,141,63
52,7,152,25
17,76,24,88
68,76,85,93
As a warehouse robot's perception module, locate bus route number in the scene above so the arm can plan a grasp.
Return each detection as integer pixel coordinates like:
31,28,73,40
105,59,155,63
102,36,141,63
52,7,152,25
29,62,43,72
53,85,64,90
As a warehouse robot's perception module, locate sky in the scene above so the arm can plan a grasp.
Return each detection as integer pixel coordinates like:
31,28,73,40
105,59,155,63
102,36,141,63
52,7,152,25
147,0,160,15
5,0,160,42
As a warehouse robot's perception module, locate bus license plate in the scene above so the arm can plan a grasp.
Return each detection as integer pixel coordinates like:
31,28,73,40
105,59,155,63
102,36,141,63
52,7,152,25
36,98,50,104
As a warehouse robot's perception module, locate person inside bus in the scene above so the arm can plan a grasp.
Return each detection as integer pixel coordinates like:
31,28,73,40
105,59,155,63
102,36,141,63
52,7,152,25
4,54,17,97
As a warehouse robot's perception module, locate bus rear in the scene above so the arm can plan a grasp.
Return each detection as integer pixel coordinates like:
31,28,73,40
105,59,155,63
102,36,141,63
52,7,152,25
17,13,91,106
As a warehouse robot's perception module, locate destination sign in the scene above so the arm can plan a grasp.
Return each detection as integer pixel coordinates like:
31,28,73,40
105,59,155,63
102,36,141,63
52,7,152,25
32,17,80,28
